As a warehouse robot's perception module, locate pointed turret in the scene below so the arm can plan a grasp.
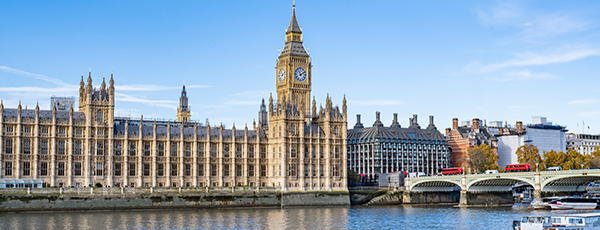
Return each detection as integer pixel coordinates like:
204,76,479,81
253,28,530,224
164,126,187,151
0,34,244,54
342,94,347,117
279,2,308,57
87,71,92,87
259,97,268,128
80,75,85,89
312,96,316,116
110,72,114,88
286,2,302,33
176,84,191,122
101,76,106,89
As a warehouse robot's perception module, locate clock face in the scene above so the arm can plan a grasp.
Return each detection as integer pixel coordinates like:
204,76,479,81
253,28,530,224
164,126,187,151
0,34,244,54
278,69,286,82
294,67,307,82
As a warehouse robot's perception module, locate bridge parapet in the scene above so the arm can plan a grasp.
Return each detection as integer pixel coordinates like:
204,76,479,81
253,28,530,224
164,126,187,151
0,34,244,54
406,169,600,193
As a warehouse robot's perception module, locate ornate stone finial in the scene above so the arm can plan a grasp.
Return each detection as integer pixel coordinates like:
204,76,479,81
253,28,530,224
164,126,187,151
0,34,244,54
110,72,114,87
342,94,347,115
36,101,39,110
312,96,316,115
101,75,106,89
87,71,92,86
80,74,85,88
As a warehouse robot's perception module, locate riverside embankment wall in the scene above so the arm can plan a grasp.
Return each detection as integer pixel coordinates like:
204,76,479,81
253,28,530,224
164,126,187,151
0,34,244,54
0,187,350,212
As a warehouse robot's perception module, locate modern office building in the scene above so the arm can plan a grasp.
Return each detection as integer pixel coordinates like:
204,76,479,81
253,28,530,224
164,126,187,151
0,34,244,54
347,112,450,182
0,4,347,191
496,117,567,167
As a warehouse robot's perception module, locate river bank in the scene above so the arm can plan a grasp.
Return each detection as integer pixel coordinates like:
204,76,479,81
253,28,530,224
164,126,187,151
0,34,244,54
0,188,350,212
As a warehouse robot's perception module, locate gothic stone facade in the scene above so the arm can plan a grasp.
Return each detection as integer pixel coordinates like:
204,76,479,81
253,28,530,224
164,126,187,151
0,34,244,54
0,5,347,191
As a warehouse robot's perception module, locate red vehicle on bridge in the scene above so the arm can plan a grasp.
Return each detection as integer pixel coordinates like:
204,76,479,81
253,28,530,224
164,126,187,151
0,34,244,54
441,167,464,175
505,163,532,172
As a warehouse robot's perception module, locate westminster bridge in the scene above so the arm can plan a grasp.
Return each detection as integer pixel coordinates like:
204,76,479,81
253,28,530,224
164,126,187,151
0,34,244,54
402,169,600,205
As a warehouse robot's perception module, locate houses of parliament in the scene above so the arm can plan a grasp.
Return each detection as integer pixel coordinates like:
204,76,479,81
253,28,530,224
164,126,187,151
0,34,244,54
0,4,348,191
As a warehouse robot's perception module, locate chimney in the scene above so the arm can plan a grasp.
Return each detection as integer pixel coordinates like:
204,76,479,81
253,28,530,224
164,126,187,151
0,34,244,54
391,113,400,128
516,121,523,133
445,128,451,136
429,115,434,125
472,118,480,131
354,114,364,129
413,114,418,124
452,118,458,129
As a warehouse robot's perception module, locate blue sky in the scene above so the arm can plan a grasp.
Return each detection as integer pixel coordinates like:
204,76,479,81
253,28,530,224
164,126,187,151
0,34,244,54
1,0,599,134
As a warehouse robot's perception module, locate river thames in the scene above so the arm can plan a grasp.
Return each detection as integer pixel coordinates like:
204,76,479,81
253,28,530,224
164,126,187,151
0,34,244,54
1,204,598,230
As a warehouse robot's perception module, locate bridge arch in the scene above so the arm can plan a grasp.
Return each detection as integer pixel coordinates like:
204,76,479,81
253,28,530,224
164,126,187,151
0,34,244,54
410,179,462,192
541,175,600,192
466,177,534,192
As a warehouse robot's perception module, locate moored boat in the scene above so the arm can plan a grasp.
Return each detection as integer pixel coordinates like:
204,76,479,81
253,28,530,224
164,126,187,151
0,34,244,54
531,197,561,210
513,213,600,230
547,197,600,210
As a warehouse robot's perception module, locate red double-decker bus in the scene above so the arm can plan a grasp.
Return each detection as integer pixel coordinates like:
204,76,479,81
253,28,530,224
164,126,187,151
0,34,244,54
441,167,463,175
505,163,531,172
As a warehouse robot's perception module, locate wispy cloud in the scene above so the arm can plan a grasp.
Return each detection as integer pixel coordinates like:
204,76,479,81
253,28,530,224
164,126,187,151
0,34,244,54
350,100,402,106
519,14,589,39
476,2,522,26
480,49,600,73
0,66,73,87
476,2,591,39
578,111,600,117
487,69,556,82
116,85,209,91
508,105,539,109
570,99,600,105
114,93,177,109
225,100,259,105
0,86,78,93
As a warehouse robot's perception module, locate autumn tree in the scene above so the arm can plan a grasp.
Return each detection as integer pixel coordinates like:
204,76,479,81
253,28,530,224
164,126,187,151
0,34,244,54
543,150,567,169
515,144,542,171
562,148,589,170
467,144,500,174
589,147,600,169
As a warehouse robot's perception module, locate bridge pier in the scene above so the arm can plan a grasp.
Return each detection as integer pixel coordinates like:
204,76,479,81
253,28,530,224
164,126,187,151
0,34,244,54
533,171,542,200
459,191,468,206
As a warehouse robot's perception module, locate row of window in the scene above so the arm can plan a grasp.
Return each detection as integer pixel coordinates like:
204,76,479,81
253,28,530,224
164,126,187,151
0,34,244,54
4,126,87,135
3,161,343,179
349,143,448,151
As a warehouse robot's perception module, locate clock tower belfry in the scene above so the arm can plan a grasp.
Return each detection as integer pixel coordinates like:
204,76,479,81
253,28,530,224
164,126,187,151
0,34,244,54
276,2,311,113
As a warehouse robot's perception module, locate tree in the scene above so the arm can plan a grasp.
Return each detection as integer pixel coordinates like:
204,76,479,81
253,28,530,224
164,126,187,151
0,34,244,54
589,147,600,169
347,169,360,184
467,144,500,174
562,148,589,170
515,144,542,171
543,150,567,169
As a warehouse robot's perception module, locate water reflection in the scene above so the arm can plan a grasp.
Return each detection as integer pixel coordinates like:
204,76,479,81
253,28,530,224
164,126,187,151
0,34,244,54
2,205,600,229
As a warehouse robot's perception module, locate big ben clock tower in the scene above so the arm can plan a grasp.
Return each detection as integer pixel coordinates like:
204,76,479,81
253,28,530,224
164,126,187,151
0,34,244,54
276,2,311,113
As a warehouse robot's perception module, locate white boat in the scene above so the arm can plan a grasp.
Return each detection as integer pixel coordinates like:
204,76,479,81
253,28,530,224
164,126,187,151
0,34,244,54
547,197,600,210
531,197,561,210
513,213,600,230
